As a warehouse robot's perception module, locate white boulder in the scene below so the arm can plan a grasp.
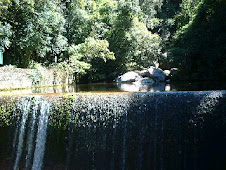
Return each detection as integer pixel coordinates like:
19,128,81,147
116,71,142,83
147,66,167,82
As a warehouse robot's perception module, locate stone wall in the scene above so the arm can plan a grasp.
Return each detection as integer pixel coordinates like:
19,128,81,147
0,67,73,90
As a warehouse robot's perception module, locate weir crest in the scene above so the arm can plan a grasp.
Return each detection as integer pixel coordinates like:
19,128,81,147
0,91,225,170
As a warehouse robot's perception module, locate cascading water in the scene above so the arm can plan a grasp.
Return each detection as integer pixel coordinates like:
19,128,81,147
65,94,133,169
0,91,225,170
12,97,50,170
13,99,31,170
32,100,50,170
25,98,40,169
121,109,128,170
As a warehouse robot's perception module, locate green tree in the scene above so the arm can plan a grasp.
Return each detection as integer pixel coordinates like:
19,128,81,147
126,18,161,69
175,0,201,29
2,0,67,67
169,0,226,80
0,0,12,50
63,0,117,45
107,1,162,76
69,37,115,82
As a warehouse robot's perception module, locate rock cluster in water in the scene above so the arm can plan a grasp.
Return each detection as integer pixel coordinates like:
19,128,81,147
116,67,178,91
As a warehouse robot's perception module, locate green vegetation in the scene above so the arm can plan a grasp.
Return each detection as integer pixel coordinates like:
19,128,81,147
0,97,16,126
169,0,226,80
0,0,225,82
49,96,74,129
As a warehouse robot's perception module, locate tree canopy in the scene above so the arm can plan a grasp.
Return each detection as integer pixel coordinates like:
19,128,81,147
0,0,225,82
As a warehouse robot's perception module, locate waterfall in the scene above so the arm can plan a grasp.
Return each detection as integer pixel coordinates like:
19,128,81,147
25,98,41,168
137,125,145,170
32,100,50,170
0,91,224,170
12,97,50,170
13,99,31,170
110,109,117,170
12,106,22,159
121,110,128,170
153,97,158,170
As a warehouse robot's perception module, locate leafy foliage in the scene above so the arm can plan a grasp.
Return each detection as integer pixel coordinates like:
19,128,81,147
169,0,226,80
0,0,225,81
0,97,15,126
0,0,12,50
126,18,161,69
1,0,67,66
69,37,115,80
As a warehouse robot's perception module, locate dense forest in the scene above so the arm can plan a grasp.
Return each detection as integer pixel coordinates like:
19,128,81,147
0,0,225,82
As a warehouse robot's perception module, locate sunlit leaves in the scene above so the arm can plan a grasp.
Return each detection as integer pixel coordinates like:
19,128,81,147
2,0,67,65
175,0,201,29
0,0,12,50
126,19,161,69
1,0,164,80
0,0,11,15
0,22,12,49
69,37,115,74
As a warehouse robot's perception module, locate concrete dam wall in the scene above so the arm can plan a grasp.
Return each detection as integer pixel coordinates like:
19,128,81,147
0,91,225,169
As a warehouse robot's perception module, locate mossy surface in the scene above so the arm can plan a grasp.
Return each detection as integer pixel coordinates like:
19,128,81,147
49,96,75,129
0,95,75,128
0,97,18,126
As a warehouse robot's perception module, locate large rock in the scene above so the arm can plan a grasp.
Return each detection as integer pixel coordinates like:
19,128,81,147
147,66,167,82
135,77,155,85
163,70,171,76
116,71,142,83
139,69,149,77
169,68,178,77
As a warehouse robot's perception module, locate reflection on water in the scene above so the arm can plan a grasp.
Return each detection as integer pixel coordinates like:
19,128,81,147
117,82,168,92
0,83,121,95
0,81,225,95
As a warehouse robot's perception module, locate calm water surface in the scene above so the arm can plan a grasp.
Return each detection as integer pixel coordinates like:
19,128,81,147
0,81,225,95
